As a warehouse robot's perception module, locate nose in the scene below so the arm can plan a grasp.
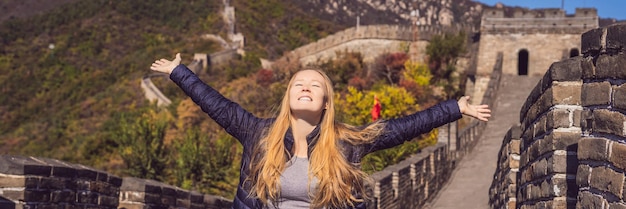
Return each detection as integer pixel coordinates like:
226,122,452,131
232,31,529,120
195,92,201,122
301,85,311,92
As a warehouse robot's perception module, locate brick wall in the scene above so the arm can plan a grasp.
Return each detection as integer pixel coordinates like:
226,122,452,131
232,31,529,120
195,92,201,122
272,24,470,65
577,23,626,208
0,155,232,209
489,126,521,209
0,155,122,209
489,23,626,209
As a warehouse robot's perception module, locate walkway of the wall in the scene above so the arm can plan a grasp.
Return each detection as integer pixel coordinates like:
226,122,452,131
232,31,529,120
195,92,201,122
489,23,626,208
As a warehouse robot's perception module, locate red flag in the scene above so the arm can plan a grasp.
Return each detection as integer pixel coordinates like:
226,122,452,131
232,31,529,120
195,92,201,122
371,95,381,121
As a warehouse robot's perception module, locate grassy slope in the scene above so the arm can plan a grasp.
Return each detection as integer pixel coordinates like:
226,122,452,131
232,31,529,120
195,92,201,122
0,0,344,171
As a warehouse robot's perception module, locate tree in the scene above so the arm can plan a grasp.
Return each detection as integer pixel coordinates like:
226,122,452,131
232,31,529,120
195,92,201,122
376,52,409,85
425,31,467,98
114,107,171,181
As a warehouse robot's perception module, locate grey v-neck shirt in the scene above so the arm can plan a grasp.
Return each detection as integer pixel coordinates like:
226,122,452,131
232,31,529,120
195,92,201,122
269,156,319,209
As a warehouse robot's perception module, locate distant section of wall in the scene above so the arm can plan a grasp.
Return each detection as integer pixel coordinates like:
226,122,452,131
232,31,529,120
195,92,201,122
284,24,469,65
0,155,232,209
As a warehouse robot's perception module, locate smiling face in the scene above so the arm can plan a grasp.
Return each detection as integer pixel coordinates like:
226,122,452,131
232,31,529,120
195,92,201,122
288,70,329,119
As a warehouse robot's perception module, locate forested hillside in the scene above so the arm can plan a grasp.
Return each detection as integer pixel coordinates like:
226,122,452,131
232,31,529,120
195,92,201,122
0,0,474,198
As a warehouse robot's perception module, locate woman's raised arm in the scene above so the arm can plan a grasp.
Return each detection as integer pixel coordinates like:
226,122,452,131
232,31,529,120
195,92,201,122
150,53,266,146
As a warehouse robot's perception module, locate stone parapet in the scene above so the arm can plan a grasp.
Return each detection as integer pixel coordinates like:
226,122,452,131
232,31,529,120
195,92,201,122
0,155,121,209
481,8,598,35
368,143,450,209
0,155,232,209
577,23,626,209
489,126,521,209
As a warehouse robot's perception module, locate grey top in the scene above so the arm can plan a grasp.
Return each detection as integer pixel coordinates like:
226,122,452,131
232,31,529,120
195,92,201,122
268,156,319,209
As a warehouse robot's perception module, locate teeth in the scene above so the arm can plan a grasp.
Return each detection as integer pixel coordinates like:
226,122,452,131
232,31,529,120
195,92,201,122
299,97,312,101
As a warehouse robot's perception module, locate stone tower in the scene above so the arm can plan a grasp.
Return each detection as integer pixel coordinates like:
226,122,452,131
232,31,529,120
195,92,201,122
469,8,598,104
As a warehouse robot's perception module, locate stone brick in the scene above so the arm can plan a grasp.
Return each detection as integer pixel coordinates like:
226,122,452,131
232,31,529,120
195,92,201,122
582,82,612,106
534,158,548,179
535,115,547,138
615,84,626,111
581,27,604,56
528,141,541,163
576,191,607,209
552,82,582,106
50,190,74,203
606,23,626,52
549,152,576,174
0,156,51,176
538,137,553,157
592,109,626,137
550,131,580,152
622,180,626,203
75,165,98,181
596,54,626,79
573,109,582,127
576,164,591,188
578,137,610,161
39,178,67,190
24,190,51,202
521,82,543,123
509,156,520,169
549,57,584,82
581,110,594,133
76,191,98,204
581,56,596,79
99,195,119,207
610,203,626,209
547,109,571,130
589,166,625,197
611,143,626,171
0,176,26,187
510,139,521,154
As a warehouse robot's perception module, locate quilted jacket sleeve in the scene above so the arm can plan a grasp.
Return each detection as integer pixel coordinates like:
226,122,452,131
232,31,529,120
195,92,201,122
363,99,462,154
169,65,264,146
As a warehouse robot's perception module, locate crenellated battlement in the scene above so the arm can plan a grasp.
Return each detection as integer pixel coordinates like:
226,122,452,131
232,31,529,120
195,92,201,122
480,8,598,34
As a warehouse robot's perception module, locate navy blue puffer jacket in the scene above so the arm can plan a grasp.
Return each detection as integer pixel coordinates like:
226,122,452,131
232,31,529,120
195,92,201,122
170,65,462,209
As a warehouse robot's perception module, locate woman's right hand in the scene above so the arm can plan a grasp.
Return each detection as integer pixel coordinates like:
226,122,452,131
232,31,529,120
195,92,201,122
150,53,181,74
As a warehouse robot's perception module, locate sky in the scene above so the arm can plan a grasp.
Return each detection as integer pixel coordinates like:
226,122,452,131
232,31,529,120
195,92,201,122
473,0,626,20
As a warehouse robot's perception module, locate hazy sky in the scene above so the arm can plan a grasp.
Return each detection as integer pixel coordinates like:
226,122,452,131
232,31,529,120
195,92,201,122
473,0,626,20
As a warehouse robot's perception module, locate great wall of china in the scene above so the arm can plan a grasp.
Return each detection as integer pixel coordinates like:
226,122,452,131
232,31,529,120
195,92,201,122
2,2,625,208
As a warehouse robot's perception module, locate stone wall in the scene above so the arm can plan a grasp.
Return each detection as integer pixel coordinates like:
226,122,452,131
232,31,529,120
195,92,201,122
0,155,232,209
489,126,521,209
284,24,469,65
489,23,626,209
576,23,626,208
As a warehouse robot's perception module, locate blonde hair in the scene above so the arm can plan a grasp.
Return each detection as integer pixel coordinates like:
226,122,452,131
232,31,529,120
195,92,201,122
246,68,385,208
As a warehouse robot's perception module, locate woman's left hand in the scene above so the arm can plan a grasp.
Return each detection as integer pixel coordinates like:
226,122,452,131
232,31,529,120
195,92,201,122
458,96,491,122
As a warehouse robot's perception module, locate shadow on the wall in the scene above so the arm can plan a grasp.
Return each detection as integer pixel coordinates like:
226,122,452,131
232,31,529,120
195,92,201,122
0,196,15,209
566,143,579,209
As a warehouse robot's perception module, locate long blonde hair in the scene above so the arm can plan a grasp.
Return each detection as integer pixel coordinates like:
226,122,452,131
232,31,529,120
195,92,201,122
246,68,385,208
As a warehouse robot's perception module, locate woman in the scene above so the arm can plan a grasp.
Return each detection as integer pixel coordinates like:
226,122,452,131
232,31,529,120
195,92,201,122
150,53,491,209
